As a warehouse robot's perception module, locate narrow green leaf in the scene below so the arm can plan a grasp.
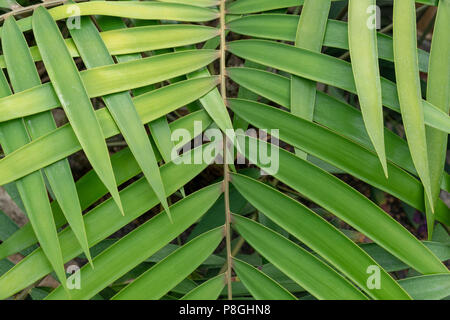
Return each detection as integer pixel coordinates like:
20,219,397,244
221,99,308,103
3,16,92,265
46,184,223,300
290,0,331,159
83,49,219,97
233,215,367,300
0,24,220,68
68,15,172,221
95,17,185,198
99,24,220,56
424,0,450,238
362,241,450,273
399,274,450,300
33,7,123,215
181,273,226,300
226,0,434,14
227,0,439,14
156,0,219,7
348,0,387,176
226,39,450,133
227,0,304,14
233,60,263,130
233,258,297,300
99,21,190,191
235,135,448,275
227,15,430,73
188,67,233,134
227,68,402,165
231,173,410,299
393,0,433,211
112,226,224,300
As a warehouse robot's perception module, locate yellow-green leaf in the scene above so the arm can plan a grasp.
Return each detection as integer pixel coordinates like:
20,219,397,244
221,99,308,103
348,0,387,176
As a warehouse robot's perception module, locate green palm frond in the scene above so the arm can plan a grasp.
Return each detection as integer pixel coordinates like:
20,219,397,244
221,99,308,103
0,0,448,301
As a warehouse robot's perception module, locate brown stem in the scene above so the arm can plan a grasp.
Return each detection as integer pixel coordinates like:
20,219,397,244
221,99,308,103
219,0,232,301
218,214,255,275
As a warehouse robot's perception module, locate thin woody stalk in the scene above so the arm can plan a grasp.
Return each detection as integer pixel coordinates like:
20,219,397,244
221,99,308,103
219,0,232,301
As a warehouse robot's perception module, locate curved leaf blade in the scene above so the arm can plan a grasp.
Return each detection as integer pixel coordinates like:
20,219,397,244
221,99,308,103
233,258,297,300
399,274,450,300
362,241,450,273
290,0,331,159
348,0,387,176
180,273,226,300
231,173,410,299
174,45,234,136
112,226,224,300
2,16,92,265
33,7,124,214
82,49,219,97
424,0,450,238
393,0,433,211
102,24,219,55
233,215,367,300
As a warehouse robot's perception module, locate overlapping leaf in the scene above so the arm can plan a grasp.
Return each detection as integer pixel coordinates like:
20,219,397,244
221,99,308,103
33,7,124,214
3,16,92,265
